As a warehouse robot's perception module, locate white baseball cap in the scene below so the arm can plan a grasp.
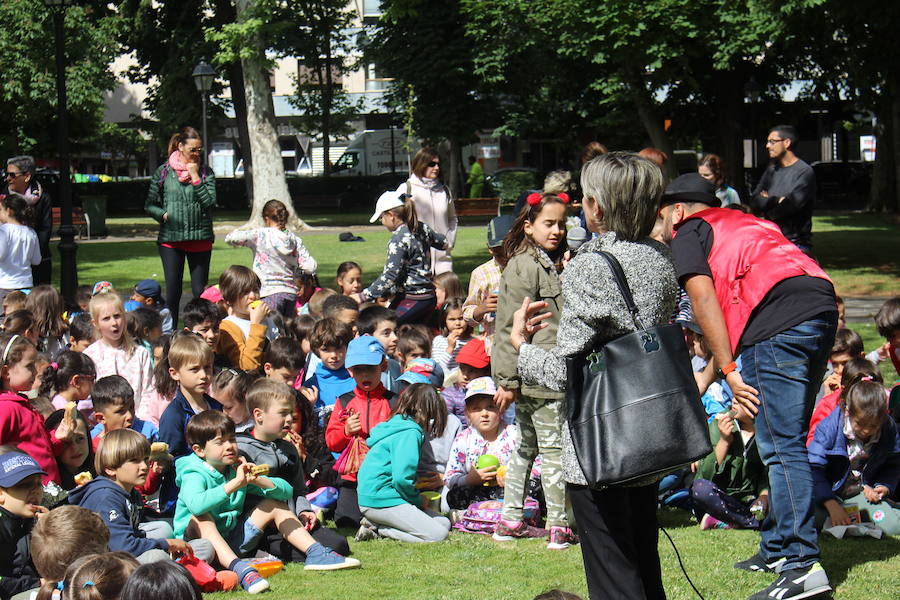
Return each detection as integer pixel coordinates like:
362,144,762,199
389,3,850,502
369,190,406,223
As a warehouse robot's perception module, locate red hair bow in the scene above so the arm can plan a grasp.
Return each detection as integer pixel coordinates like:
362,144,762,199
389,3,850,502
526,192,571,206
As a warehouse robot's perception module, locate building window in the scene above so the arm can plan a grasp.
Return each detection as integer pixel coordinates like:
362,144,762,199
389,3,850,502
364,63,390,91
297,62,343,89
363,0,382,17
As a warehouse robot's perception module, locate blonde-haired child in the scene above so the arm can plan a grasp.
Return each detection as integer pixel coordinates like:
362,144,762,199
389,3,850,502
70,428,211,563
83,293,156,421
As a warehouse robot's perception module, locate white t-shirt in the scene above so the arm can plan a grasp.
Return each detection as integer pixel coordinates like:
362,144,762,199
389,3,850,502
0,223,41,288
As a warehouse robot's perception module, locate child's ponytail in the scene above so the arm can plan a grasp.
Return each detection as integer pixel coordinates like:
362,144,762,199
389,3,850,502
389,195,419,232
62,551,139,600
838,358,883,402
39,350,96,398
262,199,290,229
35,579,61,600
1,193,35,227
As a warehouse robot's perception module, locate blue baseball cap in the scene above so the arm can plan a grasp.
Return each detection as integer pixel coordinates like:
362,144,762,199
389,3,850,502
135,279,163,302
397,358,445,387
345,335,386,368
0,452,46,487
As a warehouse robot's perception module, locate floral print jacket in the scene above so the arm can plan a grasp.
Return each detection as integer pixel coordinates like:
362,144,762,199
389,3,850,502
363,223,447,301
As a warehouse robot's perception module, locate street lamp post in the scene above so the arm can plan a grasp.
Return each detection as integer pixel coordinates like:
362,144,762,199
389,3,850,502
44,0,78,305
192,60,216,164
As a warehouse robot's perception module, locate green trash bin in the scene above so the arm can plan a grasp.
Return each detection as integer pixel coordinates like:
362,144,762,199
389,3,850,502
81,195,108,238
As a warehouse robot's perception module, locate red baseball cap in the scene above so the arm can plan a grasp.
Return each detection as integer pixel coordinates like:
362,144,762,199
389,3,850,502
456,338,490,369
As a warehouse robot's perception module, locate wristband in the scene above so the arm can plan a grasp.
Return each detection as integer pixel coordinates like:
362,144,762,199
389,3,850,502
716,361,737,379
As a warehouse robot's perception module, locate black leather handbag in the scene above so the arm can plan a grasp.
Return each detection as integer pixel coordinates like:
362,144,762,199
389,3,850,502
566,251,711,487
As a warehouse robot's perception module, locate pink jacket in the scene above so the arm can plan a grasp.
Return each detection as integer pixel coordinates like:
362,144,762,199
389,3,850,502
83,340,156,422
400,175,457,275
0,391,62,484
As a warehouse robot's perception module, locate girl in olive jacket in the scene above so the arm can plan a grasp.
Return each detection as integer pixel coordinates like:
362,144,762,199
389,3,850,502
492,192,576,548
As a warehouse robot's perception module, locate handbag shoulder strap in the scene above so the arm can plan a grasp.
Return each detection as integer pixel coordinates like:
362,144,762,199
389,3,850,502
597,250,646,331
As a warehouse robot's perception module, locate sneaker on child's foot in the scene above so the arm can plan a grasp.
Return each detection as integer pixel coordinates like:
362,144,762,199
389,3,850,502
492,519,548,541
354,518,379,542
239,569,269,594
304,543,362,571
546,526,579,550
449,509,464,524
699,513,732,530
748,562,832,600
734,551,787,573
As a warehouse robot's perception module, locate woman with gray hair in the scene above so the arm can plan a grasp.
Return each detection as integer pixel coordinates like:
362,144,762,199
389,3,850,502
510,152,677,599
2,156,52,285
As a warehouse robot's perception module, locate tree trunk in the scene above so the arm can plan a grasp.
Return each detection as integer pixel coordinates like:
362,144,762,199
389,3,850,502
322,35,333,177
226,61,254,207
890,70,900,212
870,99,893,212
713,71,746,199
628,72,677,179
235,0,308,229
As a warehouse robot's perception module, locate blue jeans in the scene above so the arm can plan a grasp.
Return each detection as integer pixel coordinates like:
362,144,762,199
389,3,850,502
739,312,836,571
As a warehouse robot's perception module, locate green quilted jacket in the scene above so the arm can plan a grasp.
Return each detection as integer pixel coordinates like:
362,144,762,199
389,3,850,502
145,163,216,243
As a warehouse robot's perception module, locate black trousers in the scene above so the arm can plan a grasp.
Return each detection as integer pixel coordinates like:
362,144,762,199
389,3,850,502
568,483,666,600
334,481,363,529
158,244,212,326
32,259,51,287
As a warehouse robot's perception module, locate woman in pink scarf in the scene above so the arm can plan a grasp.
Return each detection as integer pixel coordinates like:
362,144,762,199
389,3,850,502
144,126,216,326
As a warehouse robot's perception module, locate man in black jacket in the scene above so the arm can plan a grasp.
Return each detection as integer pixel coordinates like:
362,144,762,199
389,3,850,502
3,156,52,285
750,125,817,254
0,451,44,600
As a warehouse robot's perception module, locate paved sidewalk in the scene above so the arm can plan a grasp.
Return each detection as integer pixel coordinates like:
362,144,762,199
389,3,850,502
843,296,891,323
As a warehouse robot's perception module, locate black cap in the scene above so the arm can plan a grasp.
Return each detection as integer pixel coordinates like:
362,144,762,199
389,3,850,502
662,173,721,207
487,214,514,248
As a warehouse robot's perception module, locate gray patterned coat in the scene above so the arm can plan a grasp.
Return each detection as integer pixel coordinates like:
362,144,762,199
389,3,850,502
517,231,678,485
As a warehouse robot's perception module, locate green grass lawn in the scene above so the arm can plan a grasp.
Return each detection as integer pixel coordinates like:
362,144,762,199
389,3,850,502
63,211,899,598
69,211,897,298
208,510,900,600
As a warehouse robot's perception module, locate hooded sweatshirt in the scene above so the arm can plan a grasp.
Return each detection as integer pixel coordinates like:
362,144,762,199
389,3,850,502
236,431,313,514
173,452,291,539
0,391,62,484
307,362,355,421
68,476,167,557
357,414,424,508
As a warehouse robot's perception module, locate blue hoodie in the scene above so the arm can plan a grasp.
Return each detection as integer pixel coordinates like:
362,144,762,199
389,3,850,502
357,414,424,508
807,406,900,505
307,362,355,421
68,476,168,557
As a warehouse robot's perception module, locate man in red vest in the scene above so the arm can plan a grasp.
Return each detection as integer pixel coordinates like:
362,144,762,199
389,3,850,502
659,173,837,600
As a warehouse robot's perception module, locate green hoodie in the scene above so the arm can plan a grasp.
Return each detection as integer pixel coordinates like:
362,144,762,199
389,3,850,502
173,452,291,539
357,415,424,508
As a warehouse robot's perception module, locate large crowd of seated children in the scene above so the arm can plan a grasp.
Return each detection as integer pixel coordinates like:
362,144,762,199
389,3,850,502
2,184,899,600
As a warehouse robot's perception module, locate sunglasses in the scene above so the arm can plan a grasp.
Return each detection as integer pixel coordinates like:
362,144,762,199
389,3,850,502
427,161,440,168
4,171,25,179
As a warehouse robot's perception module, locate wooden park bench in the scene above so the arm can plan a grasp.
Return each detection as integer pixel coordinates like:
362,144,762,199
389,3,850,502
51,207,91,240
455,197,501,217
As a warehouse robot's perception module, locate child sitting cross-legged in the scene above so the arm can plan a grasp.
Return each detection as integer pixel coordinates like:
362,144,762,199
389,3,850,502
443,377,519,510
236,379,350,559
70,428,214,564
357,383,451,543
808,377,900,534
325,335,396,528
175,410,359,594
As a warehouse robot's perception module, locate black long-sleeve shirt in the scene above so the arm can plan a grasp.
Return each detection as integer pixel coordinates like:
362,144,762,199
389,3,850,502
750,159,817,247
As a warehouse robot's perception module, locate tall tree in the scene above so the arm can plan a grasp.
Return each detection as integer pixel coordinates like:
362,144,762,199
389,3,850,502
272,0,363,177
365,0,496,196
0,0,122,159
207,0,307,228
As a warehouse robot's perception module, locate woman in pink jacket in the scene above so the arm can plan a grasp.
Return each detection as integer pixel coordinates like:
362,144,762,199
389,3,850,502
400,148,457,275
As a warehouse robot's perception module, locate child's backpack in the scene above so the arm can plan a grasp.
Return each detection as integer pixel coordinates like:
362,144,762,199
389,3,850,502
453,498,542,535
